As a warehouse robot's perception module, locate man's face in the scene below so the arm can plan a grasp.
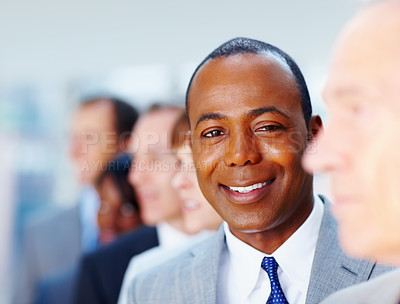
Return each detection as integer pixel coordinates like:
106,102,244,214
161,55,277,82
188,53,316,236
129,110,182,226
303,3,400,263
69,102,120,185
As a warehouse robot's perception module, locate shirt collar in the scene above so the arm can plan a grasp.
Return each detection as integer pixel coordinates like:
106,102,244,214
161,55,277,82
273,194,324,295
156,221,191,248
224,221,265,301
224,194,324,301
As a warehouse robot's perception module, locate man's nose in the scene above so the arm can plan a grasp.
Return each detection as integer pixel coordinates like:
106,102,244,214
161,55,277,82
69,138,82,159
223,132,262,167
302,123,346,174
171,170,190,191
128,161,141,186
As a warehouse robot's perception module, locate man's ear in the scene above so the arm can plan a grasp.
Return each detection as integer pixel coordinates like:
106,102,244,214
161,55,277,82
308,115,323,142
121,135,132,151
188,130,193,149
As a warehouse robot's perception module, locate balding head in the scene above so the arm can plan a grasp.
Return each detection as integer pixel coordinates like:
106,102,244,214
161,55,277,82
326,0,400,111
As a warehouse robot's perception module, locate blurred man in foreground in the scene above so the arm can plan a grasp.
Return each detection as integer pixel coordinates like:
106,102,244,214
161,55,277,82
303,1,400,303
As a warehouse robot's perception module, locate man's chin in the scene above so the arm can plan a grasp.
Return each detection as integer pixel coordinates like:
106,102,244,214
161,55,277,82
227,221,271,234
141,212,161,227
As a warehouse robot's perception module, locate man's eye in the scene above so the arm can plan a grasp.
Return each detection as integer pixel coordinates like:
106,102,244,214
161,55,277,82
203,130,224,138
257,125,282,132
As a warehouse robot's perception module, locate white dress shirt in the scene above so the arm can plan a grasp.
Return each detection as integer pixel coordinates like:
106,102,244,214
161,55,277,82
156,221,191,248
79,186,100,253
218,194,324,304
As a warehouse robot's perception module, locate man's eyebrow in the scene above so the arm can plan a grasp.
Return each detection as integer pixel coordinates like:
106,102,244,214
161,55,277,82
195,112,228,128
194,107,291,128
247,106,291,119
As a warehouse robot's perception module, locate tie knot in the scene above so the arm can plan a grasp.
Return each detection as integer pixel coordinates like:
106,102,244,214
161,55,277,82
261,257,289,304
261,257,279,281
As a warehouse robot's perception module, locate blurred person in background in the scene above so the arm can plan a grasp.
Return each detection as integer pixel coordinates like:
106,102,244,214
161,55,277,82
73,105,192,304
171,111,222,234
14,97,139,304
302,0,400,303
96,153,142,246
118,111,222,304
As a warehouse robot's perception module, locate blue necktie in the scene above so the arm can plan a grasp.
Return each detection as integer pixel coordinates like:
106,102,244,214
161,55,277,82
261,257,289,304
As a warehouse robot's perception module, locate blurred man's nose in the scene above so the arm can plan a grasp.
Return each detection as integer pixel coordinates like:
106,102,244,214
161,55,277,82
171,170,190,191
69,138,82,159
129,160,145,187
302,124,346,174
128,163,138,186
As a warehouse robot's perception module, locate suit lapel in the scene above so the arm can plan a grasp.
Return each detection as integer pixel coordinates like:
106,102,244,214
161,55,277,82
306,195,377,304
184,226,225,304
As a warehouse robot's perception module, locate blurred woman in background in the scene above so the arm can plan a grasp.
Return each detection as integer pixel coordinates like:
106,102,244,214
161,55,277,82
96,153,142,245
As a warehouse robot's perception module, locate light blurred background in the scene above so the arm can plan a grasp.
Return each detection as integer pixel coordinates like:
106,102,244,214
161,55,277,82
0,0,358,301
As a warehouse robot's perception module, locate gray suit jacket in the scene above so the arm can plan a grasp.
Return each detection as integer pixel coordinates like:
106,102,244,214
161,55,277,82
129,196,392,304
14,205,82,304
321,269,400,304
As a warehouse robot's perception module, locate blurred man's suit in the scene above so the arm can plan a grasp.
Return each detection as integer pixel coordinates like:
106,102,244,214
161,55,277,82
322,269,400,304
15,187,99,304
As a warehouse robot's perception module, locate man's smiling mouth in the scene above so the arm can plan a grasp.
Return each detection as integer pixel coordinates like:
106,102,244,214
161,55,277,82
223,179,276,194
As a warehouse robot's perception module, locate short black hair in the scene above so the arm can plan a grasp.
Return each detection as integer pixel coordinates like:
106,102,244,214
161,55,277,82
80,97,140,137
185,37,312,126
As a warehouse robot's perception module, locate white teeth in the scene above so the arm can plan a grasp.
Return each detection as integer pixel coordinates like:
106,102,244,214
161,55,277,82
228,182,268,194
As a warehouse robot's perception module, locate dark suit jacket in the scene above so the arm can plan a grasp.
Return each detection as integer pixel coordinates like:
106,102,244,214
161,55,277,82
73,225,159,304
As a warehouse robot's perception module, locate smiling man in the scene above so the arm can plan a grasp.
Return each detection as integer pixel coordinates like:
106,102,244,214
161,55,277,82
128,38,390,304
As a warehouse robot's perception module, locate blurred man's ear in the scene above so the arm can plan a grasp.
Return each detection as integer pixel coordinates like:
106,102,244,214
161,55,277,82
308,115,323,142
121,135,132,151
